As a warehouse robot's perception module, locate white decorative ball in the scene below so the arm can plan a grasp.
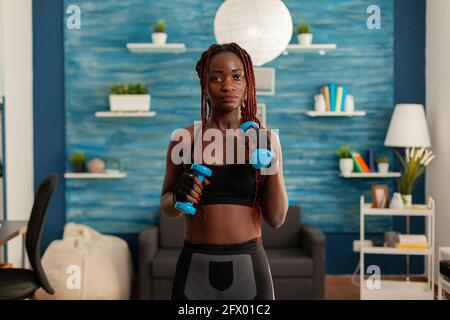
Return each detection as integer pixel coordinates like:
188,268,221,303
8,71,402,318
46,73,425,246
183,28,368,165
214,0,293,66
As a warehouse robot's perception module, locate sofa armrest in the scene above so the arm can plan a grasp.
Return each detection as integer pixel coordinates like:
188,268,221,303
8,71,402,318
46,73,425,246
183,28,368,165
138,225,159,300
300,224,326,300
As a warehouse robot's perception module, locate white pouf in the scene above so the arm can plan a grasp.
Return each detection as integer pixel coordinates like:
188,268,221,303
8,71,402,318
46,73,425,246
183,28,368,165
35,223,133,300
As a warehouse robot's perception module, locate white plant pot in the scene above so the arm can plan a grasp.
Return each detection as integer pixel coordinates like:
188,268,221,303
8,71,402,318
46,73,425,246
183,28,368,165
109,94,151,112
377,162,389,174
151,32,167,45
402,194,412,208
339,158,354,175
298,33,313,45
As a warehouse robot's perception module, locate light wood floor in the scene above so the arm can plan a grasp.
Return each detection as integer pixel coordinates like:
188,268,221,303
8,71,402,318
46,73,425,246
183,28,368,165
325,275,440,300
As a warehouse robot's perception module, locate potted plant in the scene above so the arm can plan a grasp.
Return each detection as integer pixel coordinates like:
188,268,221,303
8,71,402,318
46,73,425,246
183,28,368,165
109,83,151,112
395,147,435,207
376,156,390,174
152,19,167,45
69,151,86,173
336,145,353,175
297,23,313,45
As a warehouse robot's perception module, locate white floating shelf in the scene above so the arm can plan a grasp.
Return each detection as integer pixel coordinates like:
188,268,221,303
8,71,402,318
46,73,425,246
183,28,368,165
306,111,366,117
360,280,434,300
64,172,127,179
285,43,337,55
361,203,433,216
95,111,156,118
256,90,275,96
126,43,186,54
361,246,432,256
340,172,400,178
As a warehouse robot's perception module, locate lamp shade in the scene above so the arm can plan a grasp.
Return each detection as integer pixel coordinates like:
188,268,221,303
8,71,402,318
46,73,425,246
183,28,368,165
214,0,293,66
384,104,431,147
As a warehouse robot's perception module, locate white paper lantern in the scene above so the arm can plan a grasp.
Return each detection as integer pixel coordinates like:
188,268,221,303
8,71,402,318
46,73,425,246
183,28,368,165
214,0,293,66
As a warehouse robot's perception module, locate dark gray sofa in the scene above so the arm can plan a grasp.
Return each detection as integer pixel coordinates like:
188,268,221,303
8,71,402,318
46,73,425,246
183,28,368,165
138,206,325,300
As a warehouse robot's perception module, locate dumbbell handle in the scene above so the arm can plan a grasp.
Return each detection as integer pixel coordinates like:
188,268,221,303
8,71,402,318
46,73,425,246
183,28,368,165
175,163,212,216
240,121,273,169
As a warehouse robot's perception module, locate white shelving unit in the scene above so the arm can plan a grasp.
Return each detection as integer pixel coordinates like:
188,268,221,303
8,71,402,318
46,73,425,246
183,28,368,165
340,172,401,178
285,43,337,55
359,195,435,300
64,172,127,179
126,43,186,54
305,111,366,117
438,247,450,300
95,111,157,118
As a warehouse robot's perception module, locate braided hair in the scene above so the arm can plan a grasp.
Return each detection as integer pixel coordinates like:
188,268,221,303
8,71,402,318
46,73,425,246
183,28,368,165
195,42,265,227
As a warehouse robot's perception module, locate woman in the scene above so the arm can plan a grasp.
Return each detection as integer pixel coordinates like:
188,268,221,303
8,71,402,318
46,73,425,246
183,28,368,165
160,43,288,300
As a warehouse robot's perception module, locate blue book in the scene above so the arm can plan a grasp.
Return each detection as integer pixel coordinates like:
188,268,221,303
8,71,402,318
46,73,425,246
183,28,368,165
340,86,348,112
366,149,376,172
329,83,336,112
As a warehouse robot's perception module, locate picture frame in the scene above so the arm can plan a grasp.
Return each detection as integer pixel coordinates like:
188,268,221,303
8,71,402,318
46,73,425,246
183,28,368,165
257,103,267,127
371,184,390,208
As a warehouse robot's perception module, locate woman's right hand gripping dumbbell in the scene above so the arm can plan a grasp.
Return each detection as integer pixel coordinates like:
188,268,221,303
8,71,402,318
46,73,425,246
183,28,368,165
173,170,211,209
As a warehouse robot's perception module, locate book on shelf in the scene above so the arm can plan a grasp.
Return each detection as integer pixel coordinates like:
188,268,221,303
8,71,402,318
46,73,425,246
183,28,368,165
350,152,371,173
322,86,330,111
395,234,428,249
336,86,343,112
398,234,427,243
329,83,336,112
340,86,348,112
323,84,349,113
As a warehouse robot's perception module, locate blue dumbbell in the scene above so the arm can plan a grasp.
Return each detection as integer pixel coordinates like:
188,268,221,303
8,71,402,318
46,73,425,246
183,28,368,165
240,121,273,169
175,163,213,215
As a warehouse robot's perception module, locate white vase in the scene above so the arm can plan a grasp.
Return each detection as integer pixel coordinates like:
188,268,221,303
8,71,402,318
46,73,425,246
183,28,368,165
298,33,313,45
339,158,354,175
314,94,326,112
151,32,167,45
377,162,389,174
390,193,404,210
402,194,412,208
344,95,355,112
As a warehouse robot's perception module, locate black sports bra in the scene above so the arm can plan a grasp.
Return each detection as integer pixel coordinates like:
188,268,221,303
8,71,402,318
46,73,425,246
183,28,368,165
184,139,257,207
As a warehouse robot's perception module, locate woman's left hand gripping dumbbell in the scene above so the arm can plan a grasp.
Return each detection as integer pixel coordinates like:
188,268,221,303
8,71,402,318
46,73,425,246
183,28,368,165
173,165,211,215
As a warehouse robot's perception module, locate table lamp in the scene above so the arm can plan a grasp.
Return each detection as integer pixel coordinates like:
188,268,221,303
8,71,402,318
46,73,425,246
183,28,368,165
384,103,431,279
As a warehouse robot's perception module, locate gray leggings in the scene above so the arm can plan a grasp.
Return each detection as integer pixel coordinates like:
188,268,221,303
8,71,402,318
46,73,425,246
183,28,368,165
171,238,275,300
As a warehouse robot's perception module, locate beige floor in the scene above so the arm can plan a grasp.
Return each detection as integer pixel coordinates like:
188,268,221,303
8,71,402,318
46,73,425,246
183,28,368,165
325,275,442,300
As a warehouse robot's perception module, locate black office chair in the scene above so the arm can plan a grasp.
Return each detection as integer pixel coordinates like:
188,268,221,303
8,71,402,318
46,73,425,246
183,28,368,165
0,173,58,299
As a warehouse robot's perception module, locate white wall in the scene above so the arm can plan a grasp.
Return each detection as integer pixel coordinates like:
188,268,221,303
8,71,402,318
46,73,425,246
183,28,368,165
0,0,34,267
426,0,450,282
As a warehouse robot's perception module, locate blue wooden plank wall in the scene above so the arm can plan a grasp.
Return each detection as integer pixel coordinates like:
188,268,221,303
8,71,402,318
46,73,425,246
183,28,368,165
64,0,395,234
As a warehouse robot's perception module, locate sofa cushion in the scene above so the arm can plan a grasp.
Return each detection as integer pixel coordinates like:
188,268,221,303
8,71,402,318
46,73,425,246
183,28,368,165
151,249,180,278
262,206,301,248
265,248,313,277
159,213,184,248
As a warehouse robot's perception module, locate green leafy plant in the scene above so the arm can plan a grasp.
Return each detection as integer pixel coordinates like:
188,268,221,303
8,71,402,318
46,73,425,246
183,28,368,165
336,145,352,159
297,23,311,34
154,19,166,33
395,147,435,194
69,151,86,165
376,156,389,164
110,83,149,95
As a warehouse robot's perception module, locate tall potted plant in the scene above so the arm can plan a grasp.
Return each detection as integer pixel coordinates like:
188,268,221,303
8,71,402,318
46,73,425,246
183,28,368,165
297,23,313,45
109,83,150,112
395,147,435,207
152,19,167,45
337,145,353,175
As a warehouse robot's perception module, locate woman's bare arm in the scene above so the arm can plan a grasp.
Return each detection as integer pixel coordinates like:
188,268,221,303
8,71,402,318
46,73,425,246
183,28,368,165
160,126,208,219
261,131,288,228
160,139,185,219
